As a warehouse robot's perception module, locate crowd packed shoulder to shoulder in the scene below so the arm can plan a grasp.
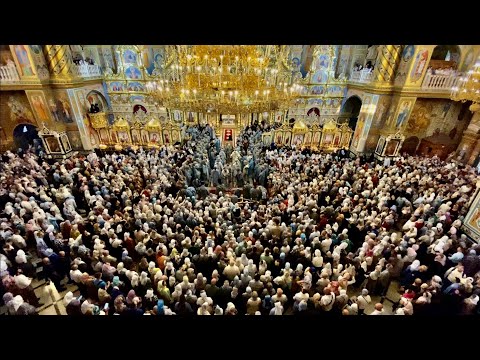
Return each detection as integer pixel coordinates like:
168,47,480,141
1,124,480,315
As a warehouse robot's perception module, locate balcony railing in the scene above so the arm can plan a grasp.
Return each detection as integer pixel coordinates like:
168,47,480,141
350,69,374,83
422,72,460,91
73,63,103,78
0,62,20,83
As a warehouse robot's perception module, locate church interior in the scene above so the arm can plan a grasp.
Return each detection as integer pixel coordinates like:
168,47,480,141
1,45,480,316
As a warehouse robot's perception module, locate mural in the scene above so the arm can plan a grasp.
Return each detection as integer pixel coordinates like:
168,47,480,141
406,99,465,141
6,95,36,125
402,45,415,62
49,93,74,124
395,100,413,129
125,66,142,80
410,49,429,83
27,92,51,122
352,114,365,149
29,45,41,55
13,45,34,76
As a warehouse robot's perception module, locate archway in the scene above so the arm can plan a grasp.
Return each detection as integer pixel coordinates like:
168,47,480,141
400,136,420,156
429,45,461,70
85,90,108,113
13,124,41,152
340,95,362,130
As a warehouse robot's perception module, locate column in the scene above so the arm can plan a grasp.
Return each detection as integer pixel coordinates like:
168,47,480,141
456,110,480,165
43,45,79,81
373,45,403,83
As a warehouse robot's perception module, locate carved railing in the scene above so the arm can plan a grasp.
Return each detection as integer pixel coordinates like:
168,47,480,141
422,72,460,91
0,63,20,83
349,69,374,83
73,63,103,78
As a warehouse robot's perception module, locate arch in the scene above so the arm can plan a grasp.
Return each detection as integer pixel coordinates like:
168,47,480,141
429,45,461,70
341,95,362,130
400,136,420,156
307,107,320,116
12,123,41,151
86,90,108,112
133,104,147,114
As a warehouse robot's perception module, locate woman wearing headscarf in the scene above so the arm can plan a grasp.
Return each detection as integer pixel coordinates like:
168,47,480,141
63,291,82,316
225,302,238,315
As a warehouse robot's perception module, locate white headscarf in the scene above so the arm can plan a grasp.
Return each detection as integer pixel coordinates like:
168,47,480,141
409,260,420,271
273,301,283,315
15,250,27,264
63,291,74,306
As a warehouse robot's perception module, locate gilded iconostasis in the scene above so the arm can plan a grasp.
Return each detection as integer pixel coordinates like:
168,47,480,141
1,45,479,164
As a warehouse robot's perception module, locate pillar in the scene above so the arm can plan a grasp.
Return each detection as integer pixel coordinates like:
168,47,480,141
43,45,79,81
373,45,403,83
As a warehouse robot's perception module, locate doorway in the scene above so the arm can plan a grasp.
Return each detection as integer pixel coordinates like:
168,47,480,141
13,124,41,152
340,96,362,131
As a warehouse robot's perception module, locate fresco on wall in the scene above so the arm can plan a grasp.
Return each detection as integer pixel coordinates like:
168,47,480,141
406,99,465,141
402,45,415,62
6,95,36,125
13,45,34,76
48,92,74,124
27,92,51,123
352,114,365,149
410,49,429,83
395,99,414,129
406,101,433,133
29,45,41,55
125,66,142,80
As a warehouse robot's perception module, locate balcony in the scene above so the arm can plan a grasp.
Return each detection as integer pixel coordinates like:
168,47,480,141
0,62,20,83
73,63,103,78
421,71,460,92
349,69,374,83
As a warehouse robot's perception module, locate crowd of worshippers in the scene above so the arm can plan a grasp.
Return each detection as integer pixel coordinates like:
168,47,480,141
1,124,480,316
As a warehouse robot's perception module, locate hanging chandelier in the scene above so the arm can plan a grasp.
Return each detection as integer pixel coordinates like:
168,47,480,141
451,55,480,111
146,45,303,114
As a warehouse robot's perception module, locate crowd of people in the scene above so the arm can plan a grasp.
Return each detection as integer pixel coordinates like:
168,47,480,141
1,123,480,316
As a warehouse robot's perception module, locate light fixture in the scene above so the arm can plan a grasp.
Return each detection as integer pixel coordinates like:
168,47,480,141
146,45,303,114
451,56,480,111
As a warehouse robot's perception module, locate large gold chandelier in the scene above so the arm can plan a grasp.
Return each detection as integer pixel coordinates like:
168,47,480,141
451,55,480,111
146,45,303,114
